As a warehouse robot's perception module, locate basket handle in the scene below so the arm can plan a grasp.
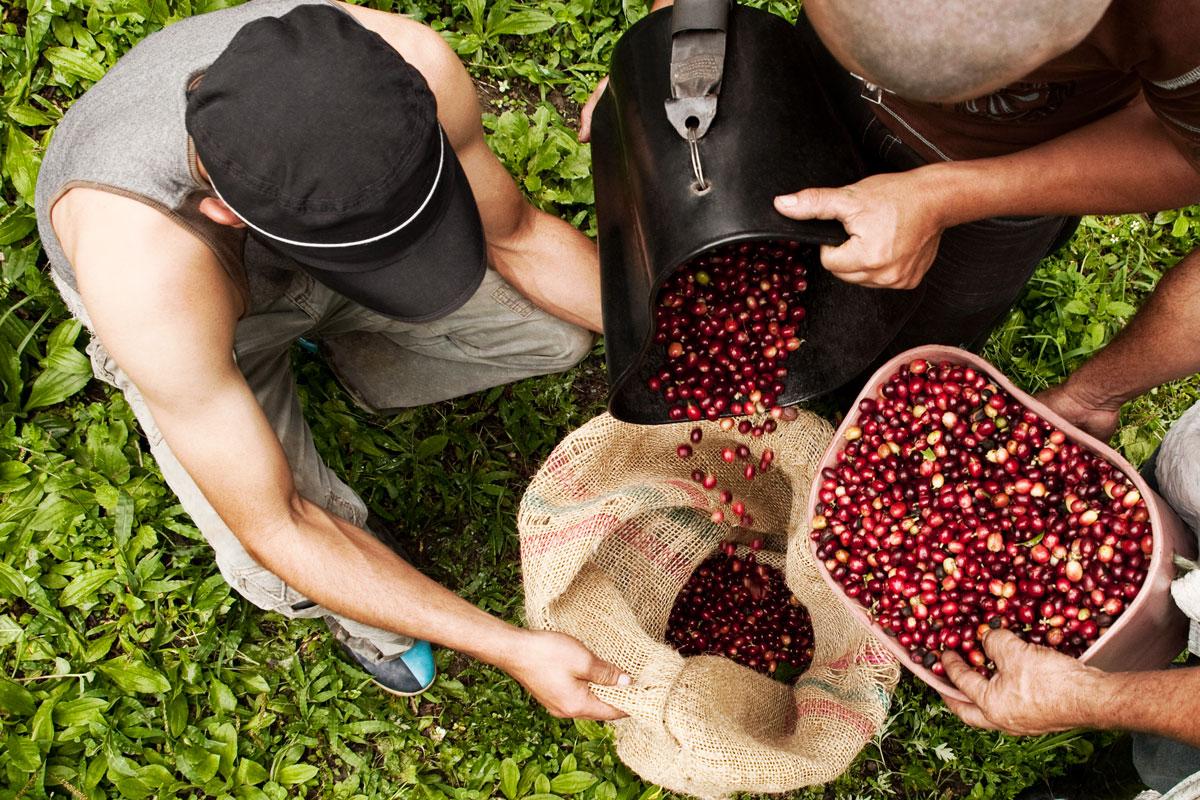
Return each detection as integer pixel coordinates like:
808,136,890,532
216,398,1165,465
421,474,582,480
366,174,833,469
663,0,731,140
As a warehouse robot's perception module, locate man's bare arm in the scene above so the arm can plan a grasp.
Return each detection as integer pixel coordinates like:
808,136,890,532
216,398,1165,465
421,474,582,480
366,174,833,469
1039,247,1200,440
942,629,1200,747
344,5,603,332
55,188,625,718
923,99,1200,225
775,98,1200,289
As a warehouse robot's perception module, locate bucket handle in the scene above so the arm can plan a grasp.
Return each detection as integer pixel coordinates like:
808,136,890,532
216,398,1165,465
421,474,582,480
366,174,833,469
663,0,730,142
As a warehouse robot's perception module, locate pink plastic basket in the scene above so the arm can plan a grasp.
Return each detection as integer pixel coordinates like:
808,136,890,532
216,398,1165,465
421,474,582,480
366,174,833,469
807,345,1196,702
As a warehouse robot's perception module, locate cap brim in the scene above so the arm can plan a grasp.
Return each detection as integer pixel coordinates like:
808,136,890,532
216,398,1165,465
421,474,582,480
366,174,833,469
277,147,487,323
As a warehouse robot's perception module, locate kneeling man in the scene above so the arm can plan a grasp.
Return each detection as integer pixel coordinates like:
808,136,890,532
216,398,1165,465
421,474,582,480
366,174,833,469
35,0,624,717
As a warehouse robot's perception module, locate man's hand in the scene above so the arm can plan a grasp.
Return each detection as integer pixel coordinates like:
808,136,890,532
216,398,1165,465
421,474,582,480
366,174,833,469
578,76,608,143
503,630,631,720
774,171,950,289
940,629,1108,736
1037,381,1122,443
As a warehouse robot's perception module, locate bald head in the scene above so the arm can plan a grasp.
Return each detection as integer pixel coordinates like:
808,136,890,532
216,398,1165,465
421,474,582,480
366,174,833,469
806,0,1111,103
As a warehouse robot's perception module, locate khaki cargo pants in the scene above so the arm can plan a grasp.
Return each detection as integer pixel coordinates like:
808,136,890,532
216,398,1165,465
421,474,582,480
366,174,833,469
55,247,592,659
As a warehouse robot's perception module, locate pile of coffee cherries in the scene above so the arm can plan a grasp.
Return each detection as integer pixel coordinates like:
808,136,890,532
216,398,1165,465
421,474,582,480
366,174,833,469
667,540,816,681
812,359,1153,677
651,239,809,422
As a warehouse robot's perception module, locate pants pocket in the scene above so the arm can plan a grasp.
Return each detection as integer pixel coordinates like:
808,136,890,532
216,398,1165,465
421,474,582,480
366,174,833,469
228,563,318,618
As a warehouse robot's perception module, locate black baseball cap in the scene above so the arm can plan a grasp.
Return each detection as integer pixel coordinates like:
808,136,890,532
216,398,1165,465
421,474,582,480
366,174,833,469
185,4,486,322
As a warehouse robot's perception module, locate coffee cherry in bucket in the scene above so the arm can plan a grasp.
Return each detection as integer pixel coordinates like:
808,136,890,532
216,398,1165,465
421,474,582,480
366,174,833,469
652,240,808,421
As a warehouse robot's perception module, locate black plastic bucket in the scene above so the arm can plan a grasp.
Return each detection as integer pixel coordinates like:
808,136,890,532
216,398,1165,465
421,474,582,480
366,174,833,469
592,0,919,425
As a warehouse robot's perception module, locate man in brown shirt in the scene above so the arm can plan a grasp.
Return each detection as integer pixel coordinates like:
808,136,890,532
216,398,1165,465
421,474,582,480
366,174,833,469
777,1,1200,797
766,0,1200,360
582,0,1200,794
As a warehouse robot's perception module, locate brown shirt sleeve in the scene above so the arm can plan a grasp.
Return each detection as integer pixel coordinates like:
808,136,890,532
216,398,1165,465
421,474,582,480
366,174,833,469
1136,1,1200,169
1143,71,1200,169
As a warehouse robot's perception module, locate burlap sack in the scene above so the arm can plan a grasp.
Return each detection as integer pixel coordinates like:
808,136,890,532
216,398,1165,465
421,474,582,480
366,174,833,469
518,412,899,799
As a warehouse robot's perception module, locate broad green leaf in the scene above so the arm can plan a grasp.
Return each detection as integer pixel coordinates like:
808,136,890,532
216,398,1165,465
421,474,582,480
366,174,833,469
416,433,449,460
528,143,561,178
462,0,485,28
25,360,92,409
44,46,107,82
0,337,21,402
550,771,597,794
523,795,564,800
0,460,31,481
0,676,36,716
58,568,117,606
166,692,188,737
277,763,318,785
209,678,236,712
499,757,520,800
54,696,109,727
0,207,37,245
7,104,55,126
47,317,88,363
239,673,270,694
26,319,92,410
0,615,22,646
177,743,220,784
573,718,606,740
98,654,171,694
616,785,643,800
1106,300,1136,317
3,126,40,204
192,572,231,611
31,694,57,741
138,764,176,789
1062,299,1090,315
114,491,135,547
235,758,269,786
517,762,543,797
51,15,72,46
491,10,556,36
86,421,131,483
113,774,155,800
84,631,116,662
0,561,28,597
28,494,85,532
6,736,41,771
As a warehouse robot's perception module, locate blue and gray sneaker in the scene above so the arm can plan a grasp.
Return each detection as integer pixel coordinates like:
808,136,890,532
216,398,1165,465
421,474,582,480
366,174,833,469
326,619,436,697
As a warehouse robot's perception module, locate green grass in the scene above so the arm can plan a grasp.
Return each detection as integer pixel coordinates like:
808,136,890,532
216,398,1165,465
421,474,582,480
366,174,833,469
2,1,1198,799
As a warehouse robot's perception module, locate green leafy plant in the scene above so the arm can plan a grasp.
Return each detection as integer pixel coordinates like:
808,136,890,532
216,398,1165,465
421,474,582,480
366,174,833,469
1,0,1197,798
441,0,558,62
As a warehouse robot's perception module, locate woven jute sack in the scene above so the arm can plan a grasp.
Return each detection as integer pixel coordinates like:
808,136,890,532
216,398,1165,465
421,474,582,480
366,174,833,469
518,412,899,799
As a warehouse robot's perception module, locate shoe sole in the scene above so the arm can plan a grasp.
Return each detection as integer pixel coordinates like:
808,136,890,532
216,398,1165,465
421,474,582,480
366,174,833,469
371,665,437,698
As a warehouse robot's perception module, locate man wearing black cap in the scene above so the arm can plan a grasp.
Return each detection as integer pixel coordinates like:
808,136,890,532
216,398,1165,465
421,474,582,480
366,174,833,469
35,0,627,716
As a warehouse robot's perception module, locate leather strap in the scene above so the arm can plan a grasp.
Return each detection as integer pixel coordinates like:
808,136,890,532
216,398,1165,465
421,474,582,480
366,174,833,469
664,0,731,139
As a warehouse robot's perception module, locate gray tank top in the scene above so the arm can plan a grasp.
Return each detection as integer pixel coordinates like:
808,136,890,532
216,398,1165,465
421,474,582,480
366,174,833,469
34,0,333,303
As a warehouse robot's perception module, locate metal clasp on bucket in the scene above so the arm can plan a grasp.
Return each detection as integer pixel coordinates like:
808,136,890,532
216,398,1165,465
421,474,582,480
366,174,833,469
686,124,708,191
664,0,730,192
